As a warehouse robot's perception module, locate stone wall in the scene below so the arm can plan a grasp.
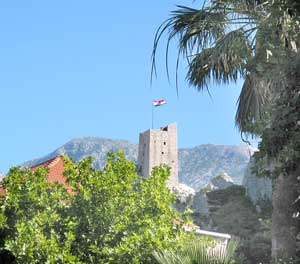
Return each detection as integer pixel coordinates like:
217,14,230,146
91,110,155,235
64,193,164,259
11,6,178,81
137,123,178,186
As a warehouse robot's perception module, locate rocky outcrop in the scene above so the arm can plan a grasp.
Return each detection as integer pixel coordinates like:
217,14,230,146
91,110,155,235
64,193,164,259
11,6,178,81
171,183,195,204
172,183,196,213
242,157,272,204
0,173,5,181
192,189,210,216
210,172,234,190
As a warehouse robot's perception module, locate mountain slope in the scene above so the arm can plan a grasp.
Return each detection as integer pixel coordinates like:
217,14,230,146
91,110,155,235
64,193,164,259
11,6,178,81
24,137,138,170
179,144,254,189
24,137,253,190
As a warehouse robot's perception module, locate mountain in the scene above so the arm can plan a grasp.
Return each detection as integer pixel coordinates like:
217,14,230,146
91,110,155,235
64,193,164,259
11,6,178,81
179,144,254,189
24,137,138,170
23,137,253,190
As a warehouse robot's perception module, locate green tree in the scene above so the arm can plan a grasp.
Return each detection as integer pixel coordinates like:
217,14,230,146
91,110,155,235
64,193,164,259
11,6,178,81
0,151,187,263
256,57,300,261
152,1,299,133
152,1,300,260
66,151,185,263
152,0,278,134
0,166,79,263
207,186,271,264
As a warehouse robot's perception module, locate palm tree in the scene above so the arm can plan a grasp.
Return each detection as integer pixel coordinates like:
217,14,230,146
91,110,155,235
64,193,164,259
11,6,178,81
153,238,237,264
151,0,300,261
151,0,290,134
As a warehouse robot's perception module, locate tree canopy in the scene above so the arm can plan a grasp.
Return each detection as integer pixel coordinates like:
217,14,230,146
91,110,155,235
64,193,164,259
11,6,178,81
0,151,187,263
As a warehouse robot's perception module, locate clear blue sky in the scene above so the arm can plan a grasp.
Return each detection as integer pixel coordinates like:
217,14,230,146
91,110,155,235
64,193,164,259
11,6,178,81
0,1,249,173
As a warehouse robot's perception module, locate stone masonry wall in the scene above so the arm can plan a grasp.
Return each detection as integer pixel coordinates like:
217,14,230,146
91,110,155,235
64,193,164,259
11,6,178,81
137,123,178,186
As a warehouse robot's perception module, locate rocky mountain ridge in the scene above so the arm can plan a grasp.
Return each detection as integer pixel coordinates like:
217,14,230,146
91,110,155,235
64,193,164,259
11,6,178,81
0,173,4,181
210,172,235,190
24,137,254,190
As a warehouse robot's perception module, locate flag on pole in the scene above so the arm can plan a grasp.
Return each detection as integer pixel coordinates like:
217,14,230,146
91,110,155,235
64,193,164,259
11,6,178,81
152,99,166,107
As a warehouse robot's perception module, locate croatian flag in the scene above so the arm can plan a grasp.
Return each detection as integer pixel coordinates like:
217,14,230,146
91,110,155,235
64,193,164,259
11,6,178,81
152,99,166,107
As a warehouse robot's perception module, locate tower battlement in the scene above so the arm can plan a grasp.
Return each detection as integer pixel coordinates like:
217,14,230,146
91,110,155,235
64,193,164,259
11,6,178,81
137,123,178,186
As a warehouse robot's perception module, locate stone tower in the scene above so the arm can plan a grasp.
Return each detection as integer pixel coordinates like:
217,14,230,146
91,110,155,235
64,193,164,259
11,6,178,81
137,123,178,186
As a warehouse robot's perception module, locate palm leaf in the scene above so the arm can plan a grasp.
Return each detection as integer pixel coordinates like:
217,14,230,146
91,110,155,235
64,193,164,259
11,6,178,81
153,250,190,264
151,5,226,83
236,69,287,132
187,29,252,90
235,73,270,132
154,238,238,264
171,6,227,51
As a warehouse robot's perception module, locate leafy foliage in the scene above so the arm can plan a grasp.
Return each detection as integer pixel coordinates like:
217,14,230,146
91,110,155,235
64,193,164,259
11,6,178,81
0,151,186,263
256,58,300,259
0,166,77,263
206,186,271,264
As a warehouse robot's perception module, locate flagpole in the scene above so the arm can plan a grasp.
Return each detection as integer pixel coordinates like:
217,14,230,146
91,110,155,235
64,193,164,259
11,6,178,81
152,103,154,129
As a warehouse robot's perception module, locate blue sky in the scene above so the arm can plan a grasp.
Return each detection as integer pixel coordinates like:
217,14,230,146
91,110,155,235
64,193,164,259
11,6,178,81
0,1,250,172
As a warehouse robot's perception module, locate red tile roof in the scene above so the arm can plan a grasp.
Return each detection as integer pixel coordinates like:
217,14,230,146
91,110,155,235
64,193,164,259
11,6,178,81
31,156,66,185
1,156,72,195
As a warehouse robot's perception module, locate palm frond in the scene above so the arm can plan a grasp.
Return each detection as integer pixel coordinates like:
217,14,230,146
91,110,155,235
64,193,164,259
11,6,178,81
236,67,287,133
171,6,227,51
154,238,238,264
187,29,252,90
211,0,266,18
151,5,226,83
183,239,238,264
235,73,270,131
153,250,190,264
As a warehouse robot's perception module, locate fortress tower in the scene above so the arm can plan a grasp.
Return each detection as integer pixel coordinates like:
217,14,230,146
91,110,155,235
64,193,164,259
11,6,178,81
137,123,178,186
